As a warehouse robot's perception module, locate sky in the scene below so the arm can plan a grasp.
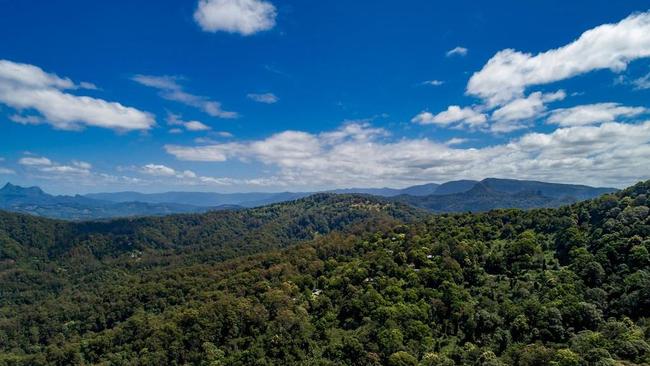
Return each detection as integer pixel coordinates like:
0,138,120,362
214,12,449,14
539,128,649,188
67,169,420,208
1,0,650,194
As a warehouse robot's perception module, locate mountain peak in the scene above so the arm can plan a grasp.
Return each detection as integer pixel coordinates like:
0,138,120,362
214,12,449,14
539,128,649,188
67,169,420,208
0,182,46,196
466,181,495,195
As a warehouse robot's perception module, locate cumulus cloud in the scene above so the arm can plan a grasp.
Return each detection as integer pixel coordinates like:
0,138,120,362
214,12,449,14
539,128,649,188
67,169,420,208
163,120,650,188
446,46,468,57
490,90,566,133
40,162,92,175
19,156,53,166
138,163,266,187
418,12,650,134
547,103,648,126
132,75,237,118
412,106,487,129
184,121,211,131
141,164,177,177
20,156,92,175
216,131,234,138
194,0,276,35
165,144,232,162
166,113,211,132
0,60,154,131
247,92,279,104
467,11,650,106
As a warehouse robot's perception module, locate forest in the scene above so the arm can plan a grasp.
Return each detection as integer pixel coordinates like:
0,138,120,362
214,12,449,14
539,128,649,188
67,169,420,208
0,181,649,365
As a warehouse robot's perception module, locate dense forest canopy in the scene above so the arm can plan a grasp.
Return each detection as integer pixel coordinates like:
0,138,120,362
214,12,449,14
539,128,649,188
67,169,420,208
0,182,649,365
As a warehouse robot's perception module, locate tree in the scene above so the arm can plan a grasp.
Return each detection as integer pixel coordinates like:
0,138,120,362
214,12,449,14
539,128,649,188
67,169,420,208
388,351,418,366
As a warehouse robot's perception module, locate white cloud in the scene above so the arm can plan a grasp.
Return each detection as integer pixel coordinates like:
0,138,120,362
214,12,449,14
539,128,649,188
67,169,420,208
412,106,487,128
247,92,278,104
422,80,444,86
632,70,650,89
184,121,211,131
0,60,154,131
0,168,15,175
163,121,650,188
165,144,232,162
40,163,91,175
490,90,566,133
19,157,52,166
20,156,92,175
444,137,469,146
547,103,648,126
166,113,211,132
194,0,276,35
468,11,650,106
141,164,177,177
133,75,237,118
138,163,261,187
446,46,468,57
216,131,234,138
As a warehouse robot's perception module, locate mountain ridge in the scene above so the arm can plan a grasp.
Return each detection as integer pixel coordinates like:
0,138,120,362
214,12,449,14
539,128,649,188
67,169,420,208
0,182,221,220
1,178,618,220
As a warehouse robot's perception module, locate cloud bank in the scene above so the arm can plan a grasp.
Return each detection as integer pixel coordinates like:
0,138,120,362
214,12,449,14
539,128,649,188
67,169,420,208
165,121,650,188
0,60,154,131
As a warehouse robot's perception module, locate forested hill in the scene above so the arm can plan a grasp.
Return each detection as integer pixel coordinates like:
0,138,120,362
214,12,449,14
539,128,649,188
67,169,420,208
0,193,422,265
390,179,617,213
0,182,649,365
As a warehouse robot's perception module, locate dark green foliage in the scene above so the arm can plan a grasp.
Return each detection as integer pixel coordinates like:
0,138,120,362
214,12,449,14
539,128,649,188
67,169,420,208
0,182,649,365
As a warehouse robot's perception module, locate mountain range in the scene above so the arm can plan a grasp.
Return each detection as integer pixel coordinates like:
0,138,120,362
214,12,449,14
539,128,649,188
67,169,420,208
0,178,617,220
390,178,617,213
0,183,228,220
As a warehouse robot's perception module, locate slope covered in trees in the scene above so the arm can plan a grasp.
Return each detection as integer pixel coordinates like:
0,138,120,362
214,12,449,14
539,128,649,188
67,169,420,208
390,179,617,213
0,182,649,365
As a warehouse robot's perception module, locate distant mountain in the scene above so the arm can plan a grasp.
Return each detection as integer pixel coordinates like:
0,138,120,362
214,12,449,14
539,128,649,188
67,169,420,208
392,178,617,213
3,178,617,220
481,178,616,200
87,184,442,207
0,183,225,220
327,187,404,196
86,190,311,208
397,182,440,196
431,179,479,195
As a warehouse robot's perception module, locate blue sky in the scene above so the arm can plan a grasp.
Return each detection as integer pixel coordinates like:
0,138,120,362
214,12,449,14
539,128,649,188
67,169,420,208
0,0,649,194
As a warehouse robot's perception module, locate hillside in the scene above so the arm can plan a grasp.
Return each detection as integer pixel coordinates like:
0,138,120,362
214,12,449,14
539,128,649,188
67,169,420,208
392,179,616,213
0,193,422,265
0,181,648,365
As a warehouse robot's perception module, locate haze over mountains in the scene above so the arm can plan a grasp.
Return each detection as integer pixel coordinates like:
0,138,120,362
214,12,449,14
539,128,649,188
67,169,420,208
0,178,616,220
0,183,217,220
